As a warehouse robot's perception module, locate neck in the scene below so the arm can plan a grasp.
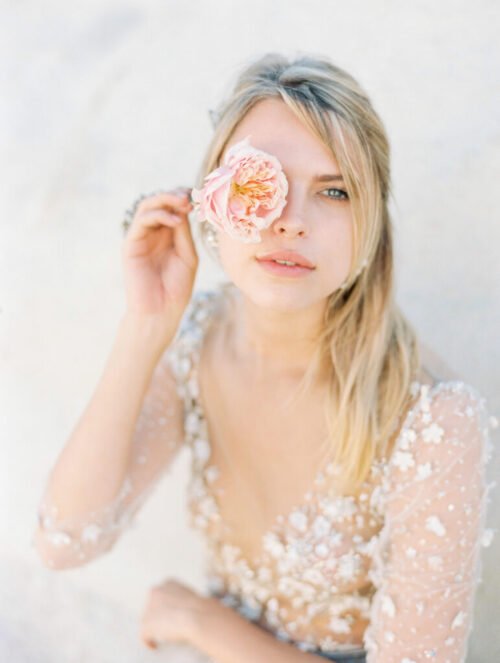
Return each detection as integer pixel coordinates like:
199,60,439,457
227,286,328,380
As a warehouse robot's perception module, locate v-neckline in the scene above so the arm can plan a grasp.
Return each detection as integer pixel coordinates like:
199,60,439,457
189,286,356,567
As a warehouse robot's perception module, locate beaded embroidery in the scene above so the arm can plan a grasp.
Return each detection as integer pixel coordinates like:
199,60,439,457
35,284,499,662
166,286,498,660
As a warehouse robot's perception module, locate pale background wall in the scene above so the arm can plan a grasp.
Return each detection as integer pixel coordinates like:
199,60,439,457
2,1,499,661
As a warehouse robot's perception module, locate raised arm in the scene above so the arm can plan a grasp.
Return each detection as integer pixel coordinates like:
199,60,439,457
32,312,186,570
32,185,200,570
364,382,497,662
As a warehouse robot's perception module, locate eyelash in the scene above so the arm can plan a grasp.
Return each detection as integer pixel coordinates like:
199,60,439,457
321,187,349,201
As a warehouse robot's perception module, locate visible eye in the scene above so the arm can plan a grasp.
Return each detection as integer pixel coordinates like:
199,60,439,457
320,187,349,201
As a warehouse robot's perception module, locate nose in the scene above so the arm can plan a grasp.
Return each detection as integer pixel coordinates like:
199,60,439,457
270,190,309,238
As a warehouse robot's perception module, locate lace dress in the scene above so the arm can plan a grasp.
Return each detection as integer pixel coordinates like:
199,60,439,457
34,285,499,663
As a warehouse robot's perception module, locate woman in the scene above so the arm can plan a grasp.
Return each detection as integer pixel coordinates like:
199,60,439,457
33,52,497,662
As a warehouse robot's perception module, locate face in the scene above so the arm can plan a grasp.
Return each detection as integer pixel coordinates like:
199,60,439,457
215,97,353,312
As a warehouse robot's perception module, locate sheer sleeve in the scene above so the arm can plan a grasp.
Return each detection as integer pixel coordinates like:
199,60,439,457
32,311,195,570
363,381,498,662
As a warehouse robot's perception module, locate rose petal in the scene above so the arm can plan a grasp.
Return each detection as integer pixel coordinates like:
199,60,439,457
192,135,288,242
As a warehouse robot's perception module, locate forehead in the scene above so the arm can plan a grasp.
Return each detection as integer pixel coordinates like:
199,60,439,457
221,97,340,176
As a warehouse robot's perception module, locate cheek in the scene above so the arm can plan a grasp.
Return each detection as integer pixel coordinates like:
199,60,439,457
319,211,352,251
316,213,353,275
217,233,250,273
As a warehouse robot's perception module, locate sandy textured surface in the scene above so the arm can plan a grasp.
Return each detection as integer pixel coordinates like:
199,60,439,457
0,549,212,663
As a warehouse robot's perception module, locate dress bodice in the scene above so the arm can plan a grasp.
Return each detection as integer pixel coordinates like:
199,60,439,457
35,283,499,662
166,284,498,659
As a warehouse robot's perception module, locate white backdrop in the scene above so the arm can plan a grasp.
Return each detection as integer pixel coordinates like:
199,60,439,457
2,1,499,661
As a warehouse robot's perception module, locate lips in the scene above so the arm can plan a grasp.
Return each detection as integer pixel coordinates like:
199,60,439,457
255,250,315,269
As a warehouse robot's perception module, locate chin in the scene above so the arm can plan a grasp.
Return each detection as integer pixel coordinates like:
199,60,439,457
241,282,325,312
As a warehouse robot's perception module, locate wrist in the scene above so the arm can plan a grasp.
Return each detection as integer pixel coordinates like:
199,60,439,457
118,311,179,355
189,595,225,649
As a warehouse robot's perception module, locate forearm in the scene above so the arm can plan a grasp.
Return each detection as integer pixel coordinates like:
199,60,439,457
192,598,324,663
37,313,176,523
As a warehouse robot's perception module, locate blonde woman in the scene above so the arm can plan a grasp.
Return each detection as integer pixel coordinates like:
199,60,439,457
33,52,497,662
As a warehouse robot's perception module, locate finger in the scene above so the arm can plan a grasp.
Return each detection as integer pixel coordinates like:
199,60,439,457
139,619,158,650
138,208,184,228
139,205,198,267
137,191,193,216
140,629,158,650
125,200,198,267
172,212,199,267
126,209,181,243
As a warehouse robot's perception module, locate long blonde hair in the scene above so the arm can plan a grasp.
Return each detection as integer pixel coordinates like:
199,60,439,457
193,52,421,497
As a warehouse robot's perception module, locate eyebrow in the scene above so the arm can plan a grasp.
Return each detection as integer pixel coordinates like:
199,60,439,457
313,174,345,182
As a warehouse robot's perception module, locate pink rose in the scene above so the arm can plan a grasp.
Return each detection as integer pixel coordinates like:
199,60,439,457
191,135,288,243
